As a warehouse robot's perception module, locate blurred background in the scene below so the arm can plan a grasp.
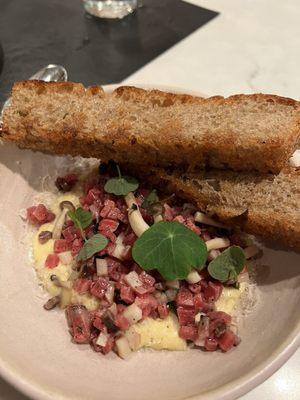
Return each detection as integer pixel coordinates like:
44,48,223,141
0,0,299,399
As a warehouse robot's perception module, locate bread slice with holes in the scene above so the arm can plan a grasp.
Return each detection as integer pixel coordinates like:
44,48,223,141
124,165,300,251
2,81,300,173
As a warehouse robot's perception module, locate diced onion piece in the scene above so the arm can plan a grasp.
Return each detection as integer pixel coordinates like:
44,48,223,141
206,237,230,251
207,249,221,261
96,332,109,347
107,302,117,317
58,251,73,265
186,269,201,284
123,303,143,325
112,233,126,260
59,287,72,309
125,192,149,237
154,290,168,304
116,336,132,359
165,289,177,301
194,211,226,228
125,329,141,351
194,337,205,347
243,245,260,259
96,258,108,276
105,282,115,304
166,280,180,289
124,271,142,289
154,214,163,223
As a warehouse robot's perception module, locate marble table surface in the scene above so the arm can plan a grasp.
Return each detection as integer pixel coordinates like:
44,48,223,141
0,0,299,398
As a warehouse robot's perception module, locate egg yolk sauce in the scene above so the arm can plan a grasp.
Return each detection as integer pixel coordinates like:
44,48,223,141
28,169,254,358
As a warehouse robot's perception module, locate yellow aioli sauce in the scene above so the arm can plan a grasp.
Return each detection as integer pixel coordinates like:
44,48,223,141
32,190,246,351
126,312,187,351
32,193,100,311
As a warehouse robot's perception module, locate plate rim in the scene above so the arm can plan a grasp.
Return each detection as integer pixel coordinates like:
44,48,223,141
0,83,299,400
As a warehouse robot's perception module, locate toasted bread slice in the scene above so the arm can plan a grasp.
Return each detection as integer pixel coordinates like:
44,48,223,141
2,81,300,173
124,165,300,251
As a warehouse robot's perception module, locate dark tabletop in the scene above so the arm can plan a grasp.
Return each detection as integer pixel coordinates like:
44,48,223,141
0,0,218,104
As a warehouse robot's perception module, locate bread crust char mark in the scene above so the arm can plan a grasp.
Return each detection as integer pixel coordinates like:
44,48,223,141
2,81,300,174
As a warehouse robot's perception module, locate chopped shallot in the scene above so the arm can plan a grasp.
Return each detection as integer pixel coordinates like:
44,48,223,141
123,303,143,325
107,302,117,317
105,282,115,304
111,233,127,260
124,271,142,289
186,269,201,284
58,251,73,265
96,332,109,347
96,258,108,276
115,336,132,359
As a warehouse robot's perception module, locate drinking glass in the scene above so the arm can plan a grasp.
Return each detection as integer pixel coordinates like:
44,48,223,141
83,0,141,19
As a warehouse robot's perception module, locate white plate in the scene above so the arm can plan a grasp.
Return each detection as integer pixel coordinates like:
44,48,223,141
0,85,299,400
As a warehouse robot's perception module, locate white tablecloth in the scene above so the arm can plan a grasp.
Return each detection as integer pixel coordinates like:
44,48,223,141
1,0,299,398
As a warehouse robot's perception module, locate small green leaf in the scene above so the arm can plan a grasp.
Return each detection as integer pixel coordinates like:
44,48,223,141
207,246,246,282
77,234,108,261
132,221,207,280
68,207,93,230
141,189,159,209
104,176,139,196
104,164,139,196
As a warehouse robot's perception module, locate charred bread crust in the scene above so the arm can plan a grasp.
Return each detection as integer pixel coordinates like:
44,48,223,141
2,81,300,174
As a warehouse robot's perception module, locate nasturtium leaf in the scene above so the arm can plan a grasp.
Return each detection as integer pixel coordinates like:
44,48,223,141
141,189,159,209
132,221,207,280
104,164,139,196
104,176,139,196
68,207,93,230
207,246,246,282
77,233,108,261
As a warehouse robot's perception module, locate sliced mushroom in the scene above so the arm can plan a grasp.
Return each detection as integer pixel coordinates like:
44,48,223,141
206,237,230,251
52,200,75,239
194,211,226,229
125,192,149,237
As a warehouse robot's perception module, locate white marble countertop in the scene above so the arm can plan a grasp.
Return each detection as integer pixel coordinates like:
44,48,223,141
1,0,299,398
125,1,300,399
